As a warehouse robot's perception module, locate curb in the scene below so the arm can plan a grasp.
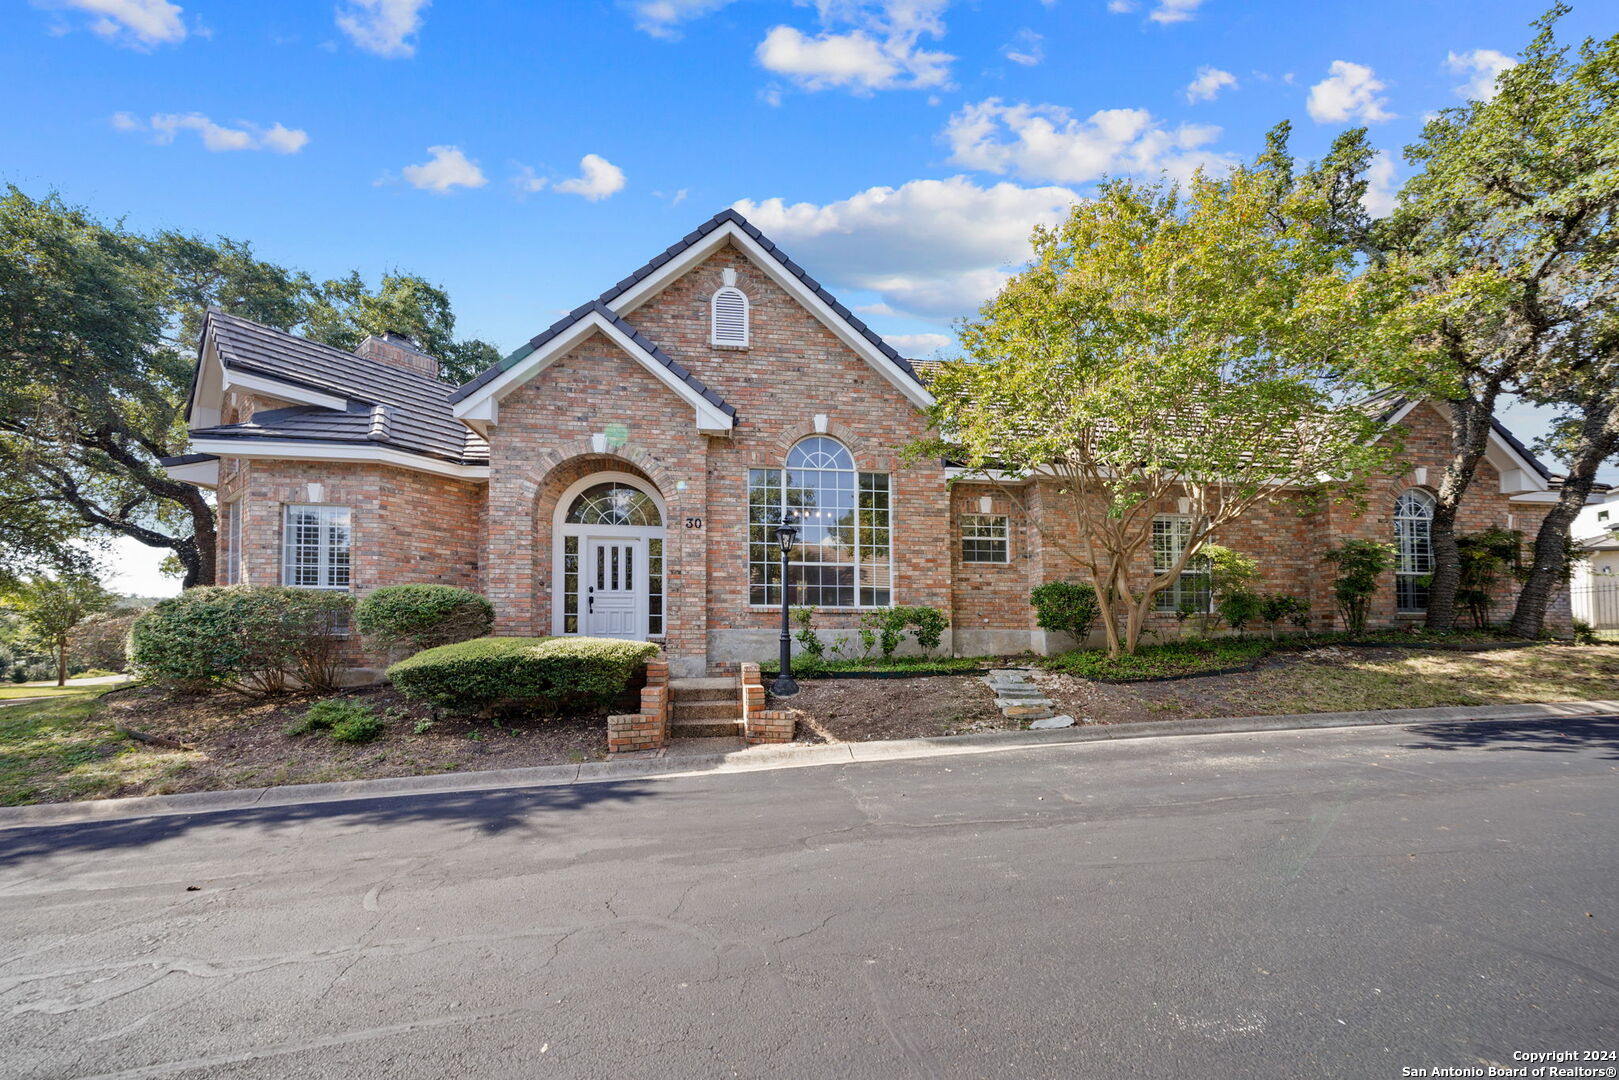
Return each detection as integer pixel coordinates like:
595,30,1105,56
2,698,1615,831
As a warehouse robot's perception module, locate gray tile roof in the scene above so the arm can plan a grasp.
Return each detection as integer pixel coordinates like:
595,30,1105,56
448,301,737,422
448,207,923,405
197,310,489,466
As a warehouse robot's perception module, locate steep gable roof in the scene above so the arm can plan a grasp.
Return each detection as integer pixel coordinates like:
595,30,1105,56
192,310,488,466
451,208,932,417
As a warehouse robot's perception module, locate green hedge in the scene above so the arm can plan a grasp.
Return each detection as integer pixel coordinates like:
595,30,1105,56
129,586,354,694
387,636,660,714
354,584,494,655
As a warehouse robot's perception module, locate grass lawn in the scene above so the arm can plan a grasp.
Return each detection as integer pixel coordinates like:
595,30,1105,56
0,690,192,806
0,682,125,702
1210,645,1619,717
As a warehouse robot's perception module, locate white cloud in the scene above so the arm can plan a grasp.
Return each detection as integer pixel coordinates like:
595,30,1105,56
732,175,1078,320
555,154,627,201
1307,60,1394,124
1445,48,1516,101
400,145,486,193
1361,150,1398,218
1001,28,1043,67
511,165,548,195
46,0,186,48
885,332,953,356
627,0,738,39
944,97,1235,187
1184,65,1236,103
1107,0,1206,24
336,0,428,58
756,0,953,94
112,112,309,153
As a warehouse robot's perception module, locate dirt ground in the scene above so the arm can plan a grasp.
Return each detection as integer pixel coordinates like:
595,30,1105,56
95,684,610,797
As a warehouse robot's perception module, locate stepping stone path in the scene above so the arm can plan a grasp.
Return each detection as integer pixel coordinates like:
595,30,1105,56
982,669,1056,722
1029,715,1077,729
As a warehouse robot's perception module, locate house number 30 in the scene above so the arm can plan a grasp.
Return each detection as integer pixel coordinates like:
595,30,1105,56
684,516,703,529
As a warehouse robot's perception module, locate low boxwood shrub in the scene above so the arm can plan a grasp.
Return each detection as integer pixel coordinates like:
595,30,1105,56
354,585,494,656
129,586,354,695
1030,581,1101,643
387,636,661,714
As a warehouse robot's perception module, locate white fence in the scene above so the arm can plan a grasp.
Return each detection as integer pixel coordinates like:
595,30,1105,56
1570,580,1619,629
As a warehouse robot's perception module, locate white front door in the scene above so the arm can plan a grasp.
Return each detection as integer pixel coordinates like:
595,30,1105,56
586,538,641,639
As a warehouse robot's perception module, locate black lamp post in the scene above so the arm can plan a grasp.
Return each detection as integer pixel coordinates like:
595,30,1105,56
770,520,800,697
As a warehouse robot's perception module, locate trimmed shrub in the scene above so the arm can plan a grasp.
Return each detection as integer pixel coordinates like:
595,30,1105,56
129,586,354,695
354,585,494,655
1030,581,1101,643
387,636,660,715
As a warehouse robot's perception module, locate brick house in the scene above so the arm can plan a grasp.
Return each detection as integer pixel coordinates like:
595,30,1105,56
162,209,1578,678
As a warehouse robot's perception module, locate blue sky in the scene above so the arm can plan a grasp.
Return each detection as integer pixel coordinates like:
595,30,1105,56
4,0,1611,591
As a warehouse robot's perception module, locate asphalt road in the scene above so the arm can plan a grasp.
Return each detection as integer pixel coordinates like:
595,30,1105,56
3,717,1617,1080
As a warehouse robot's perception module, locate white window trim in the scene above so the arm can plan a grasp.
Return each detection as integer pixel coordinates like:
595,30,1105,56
746,441,895,610
281,504,353,591
1151,514,1212,613
1394,489,1436,613
960,513,1010,564
549,472,667,639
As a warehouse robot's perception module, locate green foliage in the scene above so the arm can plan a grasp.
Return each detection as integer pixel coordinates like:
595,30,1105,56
913,132,1393,656
1215,589,1265,635
1044,638,1276,681
1029,581,1101,642
386,636,660,715
1202,546,1260,602
1259,594,1312,639
284,698,385,742
856,606,950,659
129,586,354,695
790,607,825,660
354,584,494,655
1323,540,1396,636
2,574,113,685
1455,527,1523,628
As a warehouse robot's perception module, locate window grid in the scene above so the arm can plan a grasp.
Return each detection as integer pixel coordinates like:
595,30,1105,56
747,438,892,608
221,501,242,585
281,505,351,590
1394,489,1435,613
1152,515,1211,613
562,535,580,634
960,514,1009,563
648,538,664,637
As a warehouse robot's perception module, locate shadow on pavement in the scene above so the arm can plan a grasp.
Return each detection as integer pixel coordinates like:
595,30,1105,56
1399,714,1619,759
0,780,662,868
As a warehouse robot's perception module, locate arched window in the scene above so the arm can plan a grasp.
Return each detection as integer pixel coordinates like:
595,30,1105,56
747,436,891,608
710,269,749,347
565,483,662,527
1394,489,1435,613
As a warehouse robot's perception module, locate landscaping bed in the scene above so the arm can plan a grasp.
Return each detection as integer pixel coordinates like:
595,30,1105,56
0,684,611,806
777,643,1619,742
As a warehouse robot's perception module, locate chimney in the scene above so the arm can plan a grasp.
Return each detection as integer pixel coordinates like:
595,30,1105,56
354,331,439,379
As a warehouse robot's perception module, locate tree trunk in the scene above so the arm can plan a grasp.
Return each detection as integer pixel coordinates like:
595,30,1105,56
1510,395,1619,638
56,636,67,687
1426,396,1500,631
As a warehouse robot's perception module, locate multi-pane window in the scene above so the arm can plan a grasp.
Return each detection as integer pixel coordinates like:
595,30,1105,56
282,505,351,590
1152,515,1211,613
1394,489,1435,613
961,514,1009,563
220,500,242,585
748,436,892,607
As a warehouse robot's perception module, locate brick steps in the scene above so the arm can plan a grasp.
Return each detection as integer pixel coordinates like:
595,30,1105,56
669,676,742,740
675,700,741,721
671,718,746,739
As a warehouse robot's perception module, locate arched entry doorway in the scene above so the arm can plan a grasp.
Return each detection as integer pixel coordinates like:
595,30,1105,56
552,472,666,641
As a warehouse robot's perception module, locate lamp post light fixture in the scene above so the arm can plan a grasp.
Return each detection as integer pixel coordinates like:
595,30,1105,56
770,520,800,697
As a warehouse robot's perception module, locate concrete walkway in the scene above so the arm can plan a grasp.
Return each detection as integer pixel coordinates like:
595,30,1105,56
2,697,1615,830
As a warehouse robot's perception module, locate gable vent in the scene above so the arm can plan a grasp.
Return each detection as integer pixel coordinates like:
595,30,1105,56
710,270,750,348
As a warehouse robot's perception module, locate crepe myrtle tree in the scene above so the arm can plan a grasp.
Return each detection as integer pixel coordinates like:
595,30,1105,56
912,160,1394,657
1367,6,1619,630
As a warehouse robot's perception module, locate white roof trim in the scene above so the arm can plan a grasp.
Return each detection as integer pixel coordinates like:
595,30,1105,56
1381,400,1549,494
162,458,219,489
450,309,735,434
221,369,349,412
606,220,934,411
189,438,489,481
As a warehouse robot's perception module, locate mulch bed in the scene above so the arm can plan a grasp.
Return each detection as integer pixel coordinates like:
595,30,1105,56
96,684,610,797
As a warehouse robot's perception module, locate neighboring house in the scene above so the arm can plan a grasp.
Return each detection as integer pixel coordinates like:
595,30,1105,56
162,209,1586,678
1570,491,1619,629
